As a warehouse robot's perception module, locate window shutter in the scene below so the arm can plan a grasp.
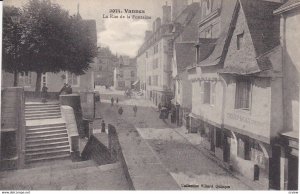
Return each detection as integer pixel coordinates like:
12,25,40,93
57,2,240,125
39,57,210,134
211,82,216,105
200,81,204,104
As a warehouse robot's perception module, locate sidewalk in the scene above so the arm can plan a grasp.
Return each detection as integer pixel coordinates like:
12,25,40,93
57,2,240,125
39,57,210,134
164,121,266,190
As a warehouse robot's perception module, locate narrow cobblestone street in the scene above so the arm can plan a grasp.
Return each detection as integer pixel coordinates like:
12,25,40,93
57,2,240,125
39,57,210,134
96,87,251,190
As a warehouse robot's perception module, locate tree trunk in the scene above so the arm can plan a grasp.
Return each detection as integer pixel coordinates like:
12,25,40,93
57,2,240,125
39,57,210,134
13,70,18,86
35,72,42,95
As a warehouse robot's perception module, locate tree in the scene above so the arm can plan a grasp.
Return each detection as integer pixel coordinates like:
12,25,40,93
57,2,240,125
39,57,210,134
18,0,97,92
2,6,24,86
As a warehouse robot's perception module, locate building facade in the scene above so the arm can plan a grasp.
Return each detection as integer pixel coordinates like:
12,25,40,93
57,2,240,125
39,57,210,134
274,0,300,190
136,4,174,106
94,46,118,87
113,56,137,90
188,0,287,189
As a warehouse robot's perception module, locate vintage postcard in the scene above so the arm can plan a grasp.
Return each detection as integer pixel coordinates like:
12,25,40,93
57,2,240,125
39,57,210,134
0,0,299,191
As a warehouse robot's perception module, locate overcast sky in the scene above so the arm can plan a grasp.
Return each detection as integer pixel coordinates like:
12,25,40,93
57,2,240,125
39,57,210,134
4,0,174,57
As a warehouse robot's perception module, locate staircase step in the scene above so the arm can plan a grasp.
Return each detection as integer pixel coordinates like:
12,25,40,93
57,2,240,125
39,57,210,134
26,141,70,149
25,103,59,107
26,110,61,115
25,153,70,163
26,137,69,145
26,115,62,120
26,149,70,159
26,113,61,119
26,145,70,154
26,133,68,141
26,125,66,132
25,107,60,111
26,123,65,130
26,128,68,137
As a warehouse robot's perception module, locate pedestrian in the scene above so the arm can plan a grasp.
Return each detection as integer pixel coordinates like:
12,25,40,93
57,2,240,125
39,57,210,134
41,83,48,103
66,84,72,94
118,106,123,115
101,120,106,133
158,103,162,112
111,97,114,106
116,97,119,105
133,105,137,117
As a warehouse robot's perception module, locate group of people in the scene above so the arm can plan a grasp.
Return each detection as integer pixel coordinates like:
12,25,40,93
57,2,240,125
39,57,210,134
110,97,138,117
40,83,73,103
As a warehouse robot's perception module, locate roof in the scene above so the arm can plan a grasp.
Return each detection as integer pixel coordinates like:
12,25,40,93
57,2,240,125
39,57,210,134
197,0,238,67
219,45,281,75
173,2,200,26
274,0,300,14
240,0,281,57
196,38,217,63
174,42,196,72
218,0,281,75
198,0,281,70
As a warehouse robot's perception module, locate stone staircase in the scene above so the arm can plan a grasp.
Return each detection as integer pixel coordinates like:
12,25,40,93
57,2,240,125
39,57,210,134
25,102,71,164
25,103,62,120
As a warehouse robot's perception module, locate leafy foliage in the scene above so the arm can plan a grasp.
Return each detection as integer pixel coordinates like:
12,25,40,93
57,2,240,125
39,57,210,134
2,0,97,90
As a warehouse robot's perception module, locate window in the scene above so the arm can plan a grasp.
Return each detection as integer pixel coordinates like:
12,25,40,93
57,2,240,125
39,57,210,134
99,66,102,71
41,73,47,87
131,71,135,77
119,71,124,78
205,27,212,38
153,75,158,86
215,128,222,148
237,33,244,50
200,81,216,105
19,72,32,86
67,72,79,86
211,82,216,105
206,0,211,15
203,82,211,104
153,58,159,69
153,45,159,54
196,46,200,63
148,76,151,85
235,78,251,110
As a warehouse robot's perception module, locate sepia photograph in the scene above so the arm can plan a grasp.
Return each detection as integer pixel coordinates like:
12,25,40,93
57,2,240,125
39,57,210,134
0,0,299,191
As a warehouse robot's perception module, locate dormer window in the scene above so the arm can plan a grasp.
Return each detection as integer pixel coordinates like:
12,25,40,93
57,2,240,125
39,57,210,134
237,32,244,50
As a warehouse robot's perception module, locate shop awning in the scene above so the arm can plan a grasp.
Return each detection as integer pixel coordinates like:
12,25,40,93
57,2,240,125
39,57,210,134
132,80,140,86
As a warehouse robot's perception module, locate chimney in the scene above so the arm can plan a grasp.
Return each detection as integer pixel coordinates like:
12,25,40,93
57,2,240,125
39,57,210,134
162,2,171,24
145,31,152,41
155,18,162,29
171,0,188,21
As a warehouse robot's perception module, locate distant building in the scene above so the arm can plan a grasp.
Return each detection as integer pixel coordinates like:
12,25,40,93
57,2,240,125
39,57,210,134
172,42,195,126
274,0,300,190
113,56,137,90
136,1,200,107
94,47,118,87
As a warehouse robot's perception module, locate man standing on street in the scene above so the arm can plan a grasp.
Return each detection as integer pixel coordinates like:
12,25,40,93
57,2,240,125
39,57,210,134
101,120,106,133
111,97,114,106
118,106,123,115
133,105,137,117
